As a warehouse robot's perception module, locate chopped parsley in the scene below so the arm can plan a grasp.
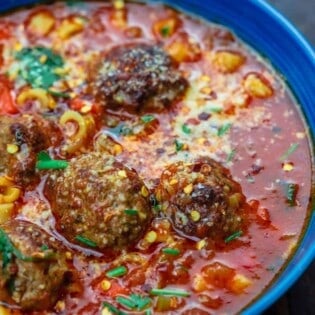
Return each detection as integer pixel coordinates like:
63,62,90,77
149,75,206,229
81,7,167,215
182,124,191,135
124,209,138,216
279,143,299,161
285,183,298,206
162,248,180,256
0,229,33,269
217,123,232,137
141,115,155,124
226,149,236,163
75,235,97,248
225,230,243,243
174,139,184,152
160,26,170,37
116,294,151,311
36,151,69,170
16,47,64,89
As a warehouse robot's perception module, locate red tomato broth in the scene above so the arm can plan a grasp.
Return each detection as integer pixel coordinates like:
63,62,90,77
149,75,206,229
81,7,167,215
0,1,312,314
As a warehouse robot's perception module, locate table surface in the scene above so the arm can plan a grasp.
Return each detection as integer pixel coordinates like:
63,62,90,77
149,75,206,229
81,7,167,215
264,1,314,315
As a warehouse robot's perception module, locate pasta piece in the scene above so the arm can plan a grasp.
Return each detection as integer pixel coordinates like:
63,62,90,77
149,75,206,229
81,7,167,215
26,10,55,36
17,88,56,110
57,17,85,40
0,203,14,224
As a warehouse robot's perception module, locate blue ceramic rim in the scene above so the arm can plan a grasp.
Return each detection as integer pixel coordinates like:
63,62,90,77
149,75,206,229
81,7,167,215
0,1,314,314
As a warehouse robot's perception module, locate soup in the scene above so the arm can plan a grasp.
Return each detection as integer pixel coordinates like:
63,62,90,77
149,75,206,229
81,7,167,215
0,1,312,314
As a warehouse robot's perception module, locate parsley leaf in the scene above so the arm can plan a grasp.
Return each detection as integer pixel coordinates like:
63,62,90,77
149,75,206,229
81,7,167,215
141,115,155,124
285,183,298,206
182,124,191,135
16,47,64,89
217,123,232,137
174,139,184,152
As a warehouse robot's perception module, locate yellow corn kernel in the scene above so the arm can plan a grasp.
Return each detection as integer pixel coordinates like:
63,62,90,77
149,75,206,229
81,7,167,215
118,170,127,178
196,239,206,250
6,144,19,154
54,300,66,313
283,163,294,172
53,67,69,76
17,88,56,110
213,51,245,73
39,54,47,63
100,279,111,291
243,73,273,98
145,231,157,243
113,144,123,155
199,75,211,83
27,11,55,36
183,183,193,195
113,0,125,10
169,178,178,185
190,210,201,222
65,251,73,260
80,105,92,114
14,42,22,52
102,308,112,315
0,203,14,224
197,137,206,145
229,274,252,294
58,17,84,40
200,86,212,95
141,186,149,197
192,274,208,292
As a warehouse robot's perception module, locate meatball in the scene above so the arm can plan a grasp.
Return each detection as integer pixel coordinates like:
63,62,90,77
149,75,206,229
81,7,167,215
45,152,152,251
0,114,61,186
155,158,247,240
93,43,188,113
0,221,68,311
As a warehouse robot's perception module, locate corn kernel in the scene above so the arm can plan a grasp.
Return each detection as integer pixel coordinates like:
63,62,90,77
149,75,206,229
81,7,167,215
118,170,127,178
113,144,123,155
39,55,47,63
6,144,19,154
283,163,294,172
170,178,178,185
145,231,157,243
54,300,66,312
14,42,22,52
183,183,193,194
200,87,212,95
80,105,92,114
200,75,211,83
0,203,14,224
113,0,125,10
141,186,149,197
192,274,208,292
197,137,206,145
100,279,111,292
243,73,273,98
190,210,201,222
102,308,112,315
213,51,245,73
65,251,73,260
196,239,206,250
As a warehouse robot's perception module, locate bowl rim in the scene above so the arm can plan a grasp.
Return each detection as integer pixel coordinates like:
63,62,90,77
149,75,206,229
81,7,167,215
0,0,314,314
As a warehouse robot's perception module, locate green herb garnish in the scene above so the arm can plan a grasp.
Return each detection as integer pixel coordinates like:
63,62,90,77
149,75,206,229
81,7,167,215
16,47,64,89
116,294,151,311
174,139,184,152
141,115,155,124
226,149,236,163
217,123,232,137
162,248,180,256
48,90,71,98
225,230,243,243
160,26,170,37
0,229,33,269
36,151,68,170
75,235,97,248
279,143,299,161
182,124,191,135
285,183,298,206
124,209,138,216
106,266,128,278
150,288,190,297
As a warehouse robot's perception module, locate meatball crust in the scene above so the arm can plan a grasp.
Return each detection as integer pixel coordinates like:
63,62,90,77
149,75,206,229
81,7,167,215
0,114,61,186
155,158,247,240
93,43,188,113
45,152,152,251
0,221,68,311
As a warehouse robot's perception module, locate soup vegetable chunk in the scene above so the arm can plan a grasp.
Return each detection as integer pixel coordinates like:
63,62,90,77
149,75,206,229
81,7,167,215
0,1,312,314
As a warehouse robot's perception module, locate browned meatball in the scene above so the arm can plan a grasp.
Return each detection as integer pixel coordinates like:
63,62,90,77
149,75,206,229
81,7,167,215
45,152,152,251
0,114,61,186
0,221,69,311
155,158,247,240
93,43,188,113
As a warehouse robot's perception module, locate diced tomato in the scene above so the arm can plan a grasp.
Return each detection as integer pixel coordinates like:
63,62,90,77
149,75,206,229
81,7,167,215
0,76,18,114
105,281,129,298
0,22,13,40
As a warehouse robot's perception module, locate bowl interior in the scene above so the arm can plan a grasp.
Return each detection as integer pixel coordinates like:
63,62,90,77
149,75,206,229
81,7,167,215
0,0,314,314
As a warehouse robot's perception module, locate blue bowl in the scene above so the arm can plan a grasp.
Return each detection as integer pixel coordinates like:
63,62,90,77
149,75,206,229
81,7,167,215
1,0,314,314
